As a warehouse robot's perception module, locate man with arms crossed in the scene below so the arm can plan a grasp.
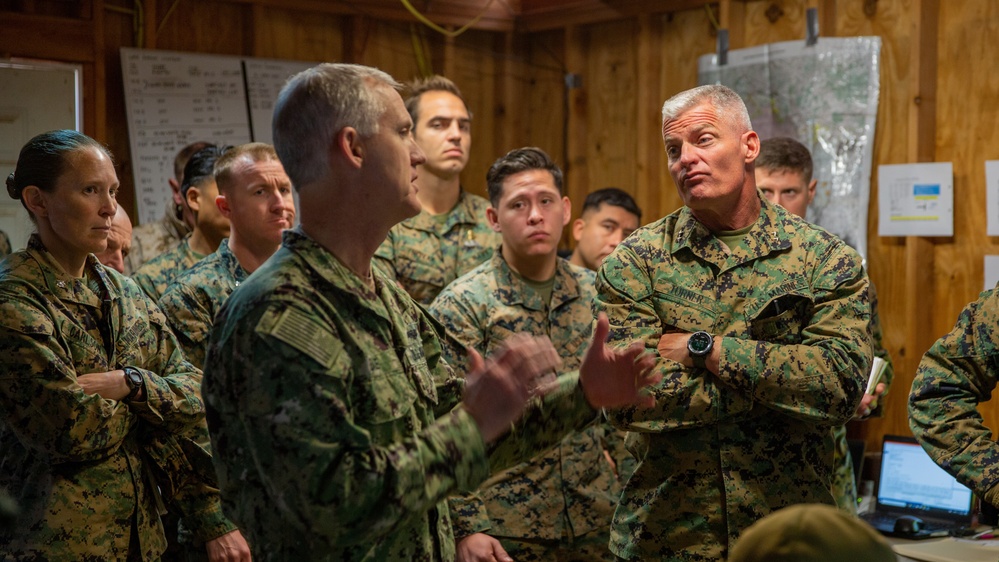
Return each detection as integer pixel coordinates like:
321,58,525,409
594,85,872,561
432,147,624,562
375,75,500,304
202,63,659,562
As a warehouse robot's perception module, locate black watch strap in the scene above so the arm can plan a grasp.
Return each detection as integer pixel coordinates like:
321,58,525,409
122,367,143,402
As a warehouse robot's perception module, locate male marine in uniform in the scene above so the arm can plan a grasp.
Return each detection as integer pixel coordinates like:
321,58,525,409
374,75,500,304
202,63,659,562
910,287,999,511
594,85,872,561
159,143,295,368
431,147,624,562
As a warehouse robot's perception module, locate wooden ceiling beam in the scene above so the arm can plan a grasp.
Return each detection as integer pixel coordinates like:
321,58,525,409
220,0,517,32
517,0,732,32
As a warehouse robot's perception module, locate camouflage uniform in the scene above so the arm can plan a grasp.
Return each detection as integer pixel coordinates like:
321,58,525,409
0,234,232,560
909,286,999,507
159,239,247,370
374,190,500,305
594,197,872,561
203,228,600,562
126,203,192,275
430,251,623,560
0,229,11,257
132,235,205,302
832,283,894,513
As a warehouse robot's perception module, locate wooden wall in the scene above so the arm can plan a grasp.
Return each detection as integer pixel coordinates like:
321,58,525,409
3,0,999,454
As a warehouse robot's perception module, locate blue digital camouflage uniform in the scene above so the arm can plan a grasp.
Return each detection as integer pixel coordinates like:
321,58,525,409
594,196,872,561
430,252,624,559
0,234,233,560
131,235,205,302
126,202,191,275
374,189,500,305
909,286,999,507
203,227,600,562
159,239,247,370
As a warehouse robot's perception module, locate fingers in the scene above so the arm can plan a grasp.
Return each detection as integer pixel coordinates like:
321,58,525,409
467,346,485,375
492,540,514,562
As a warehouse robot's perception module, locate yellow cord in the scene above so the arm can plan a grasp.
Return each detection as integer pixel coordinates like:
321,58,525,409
400,0,495,38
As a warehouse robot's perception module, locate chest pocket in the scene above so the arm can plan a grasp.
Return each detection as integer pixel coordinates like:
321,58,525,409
354,359,418,434
652,289,717,333
748,293,812,344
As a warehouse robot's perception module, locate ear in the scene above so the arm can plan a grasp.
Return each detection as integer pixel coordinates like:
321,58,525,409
21,186,48,218
561,196,572,227
335,127,364,170
806,178,818,205
572,217,586,242
486,206,501,232
186,187,201,214
169,178,184,205
216,194,231,218
743,130,761,163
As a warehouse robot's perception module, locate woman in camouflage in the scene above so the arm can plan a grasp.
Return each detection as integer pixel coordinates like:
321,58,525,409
0,130,248,561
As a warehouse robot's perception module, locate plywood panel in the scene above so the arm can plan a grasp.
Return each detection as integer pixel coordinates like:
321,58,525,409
742,0,808,47
154,1,247,55
448,29,502,197
523,29,567,174
583,18,638,201
652,9,716,221
251,7,344,62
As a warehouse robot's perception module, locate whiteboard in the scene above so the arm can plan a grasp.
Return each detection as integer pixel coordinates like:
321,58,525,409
0,59,82,253
120,48,315,225
243,58,315,144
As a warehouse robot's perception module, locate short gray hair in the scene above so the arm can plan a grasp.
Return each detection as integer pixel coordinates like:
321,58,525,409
661,85,752,133
273,63,400,190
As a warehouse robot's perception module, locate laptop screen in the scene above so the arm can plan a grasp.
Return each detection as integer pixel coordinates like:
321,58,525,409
877,437,974,517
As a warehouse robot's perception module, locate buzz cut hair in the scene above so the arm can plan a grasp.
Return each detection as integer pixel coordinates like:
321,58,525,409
661,84,752,133
273,63,399,191
756,137,814,183
214,143,281,194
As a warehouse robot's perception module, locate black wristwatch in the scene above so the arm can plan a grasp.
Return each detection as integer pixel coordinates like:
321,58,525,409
687,331,714,369
122,366,144,402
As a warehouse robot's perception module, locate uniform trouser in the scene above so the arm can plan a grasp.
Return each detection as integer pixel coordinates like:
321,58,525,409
497,527,615,562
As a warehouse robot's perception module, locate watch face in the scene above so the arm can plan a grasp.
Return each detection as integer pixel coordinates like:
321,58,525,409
689,331,712,354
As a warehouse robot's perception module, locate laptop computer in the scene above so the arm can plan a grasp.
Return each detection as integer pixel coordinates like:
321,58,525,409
860,435,976,539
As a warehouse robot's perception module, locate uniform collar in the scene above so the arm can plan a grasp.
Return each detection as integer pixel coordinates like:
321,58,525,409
25,233,121,307
490,249,582,313
216,238,249,284
402,189,481,233
672,193,792,268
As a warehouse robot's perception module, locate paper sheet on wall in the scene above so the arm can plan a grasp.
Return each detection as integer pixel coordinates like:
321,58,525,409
984,256,999,292
986,160,999,236
877,162,953,237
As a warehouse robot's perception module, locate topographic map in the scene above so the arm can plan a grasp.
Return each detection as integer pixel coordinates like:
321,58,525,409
699,37,881,262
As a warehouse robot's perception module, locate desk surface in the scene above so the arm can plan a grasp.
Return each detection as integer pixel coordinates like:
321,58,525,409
889,536,999,562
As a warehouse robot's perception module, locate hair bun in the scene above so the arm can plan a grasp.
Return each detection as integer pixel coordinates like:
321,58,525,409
5,172,19,200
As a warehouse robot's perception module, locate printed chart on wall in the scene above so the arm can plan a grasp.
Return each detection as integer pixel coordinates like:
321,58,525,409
699,37,881,262
121,48,313,226
877,162,953,237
